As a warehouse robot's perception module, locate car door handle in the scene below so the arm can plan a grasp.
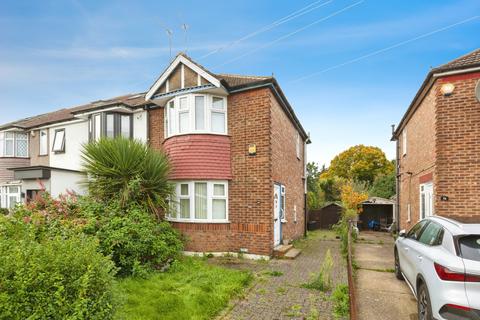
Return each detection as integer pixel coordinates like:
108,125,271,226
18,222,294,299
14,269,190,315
404,247,409,251
417,255,423,261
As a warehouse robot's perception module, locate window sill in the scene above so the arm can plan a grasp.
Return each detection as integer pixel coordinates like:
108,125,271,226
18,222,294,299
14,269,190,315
0,156,30,159
166,218,230,224
164,132,230,140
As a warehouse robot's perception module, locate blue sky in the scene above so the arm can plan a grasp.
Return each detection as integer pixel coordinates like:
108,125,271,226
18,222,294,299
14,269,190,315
1,0,479,166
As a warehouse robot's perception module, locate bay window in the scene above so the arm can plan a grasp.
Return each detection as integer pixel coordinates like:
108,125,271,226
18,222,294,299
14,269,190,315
0,131,29,158
89,112,132,141
168,181,228,222
165,94,227,137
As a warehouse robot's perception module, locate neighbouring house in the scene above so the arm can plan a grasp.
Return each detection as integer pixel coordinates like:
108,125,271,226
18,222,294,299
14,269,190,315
307,202,343,230
0,52,309,258
392,48,480,231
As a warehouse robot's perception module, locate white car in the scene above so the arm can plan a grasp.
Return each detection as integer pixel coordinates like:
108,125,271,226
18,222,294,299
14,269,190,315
394,216,480,320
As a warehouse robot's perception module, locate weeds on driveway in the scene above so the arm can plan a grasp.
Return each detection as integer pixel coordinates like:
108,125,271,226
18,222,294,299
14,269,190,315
302,249,334,291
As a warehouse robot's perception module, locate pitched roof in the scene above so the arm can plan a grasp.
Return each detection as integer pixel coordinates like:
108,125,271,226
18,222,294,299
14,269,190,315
216,74,273,88
0,92,148,130
393,48,480,138
433,48,480,73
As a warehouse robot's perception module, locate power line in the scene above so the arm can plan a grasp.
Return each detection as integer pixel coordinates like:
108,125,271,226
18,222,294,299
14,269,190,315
289,15,480,83
198,0,334,60
215,0,364,68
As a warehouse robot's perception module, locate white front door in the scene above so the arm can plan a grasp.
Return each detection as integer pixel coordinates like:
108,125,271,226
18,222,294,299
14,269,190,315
420,182,433,220
273,184,282,246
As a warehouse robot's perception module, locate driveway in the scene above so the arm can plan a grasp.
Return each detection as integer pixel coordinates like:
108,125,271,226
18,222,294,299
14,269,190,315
355,231,418,320
215,230,347,320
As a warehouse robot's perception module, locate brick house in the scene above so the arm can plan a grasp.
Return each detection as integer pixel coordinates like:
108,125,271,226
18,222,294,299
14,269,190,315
392,48,480,231
0,53,309,258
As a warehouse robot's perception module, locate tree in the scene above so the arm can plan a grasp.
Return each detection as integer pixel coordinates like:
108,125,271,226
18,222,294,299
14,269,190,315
81,137,174,215
369,172,396,199
306,162,321,193
322,145,394,185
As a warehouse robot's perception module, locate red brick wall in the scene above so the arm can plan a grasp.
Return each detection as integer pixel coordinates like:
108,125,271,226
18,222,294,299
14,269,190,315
398,83,437,231
435,73,480,223
270,91,306,243
163,135,232,180
148,107,165,151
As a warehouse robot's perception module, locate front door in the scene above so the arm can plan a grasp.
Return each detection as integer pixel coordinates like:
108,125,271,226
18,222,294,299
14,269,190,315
273,184,282,246
420,182,433,220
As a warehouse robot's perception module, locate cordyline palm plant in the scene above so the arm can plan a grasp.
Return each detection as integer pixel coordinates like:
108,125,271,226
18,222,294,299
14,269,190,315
81,137,174,216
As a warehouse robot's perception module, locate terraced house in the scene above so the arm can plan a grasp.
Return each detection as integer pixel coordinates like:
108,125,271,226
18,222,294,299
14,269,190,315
393,48,480,230
0,53,309,258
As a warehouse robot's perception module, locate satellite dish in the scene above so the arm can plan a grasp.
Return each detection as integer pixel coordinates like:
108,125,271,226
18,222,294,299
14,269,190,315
476,80,480,102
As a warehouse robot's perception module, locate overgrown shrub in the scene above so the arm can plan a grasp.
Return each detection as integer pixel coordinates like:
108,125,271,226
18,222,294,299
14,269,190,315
82,201,184,276
0,208,9,215
0,216,116,320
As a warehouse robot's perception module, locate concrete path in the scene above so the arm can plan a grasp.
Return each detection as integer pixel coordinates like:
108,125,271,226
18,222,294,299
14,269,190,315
215,231,347,320
355,231,418,320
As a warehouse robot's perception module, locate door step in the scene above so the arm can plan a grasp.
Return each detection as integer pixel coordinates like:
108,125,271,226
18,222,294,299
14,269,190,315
273,244,301,259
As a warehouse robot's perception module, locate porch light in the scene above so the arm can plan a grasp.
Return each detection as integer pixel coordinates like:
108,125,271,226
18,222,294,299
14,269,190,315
440,83,455,96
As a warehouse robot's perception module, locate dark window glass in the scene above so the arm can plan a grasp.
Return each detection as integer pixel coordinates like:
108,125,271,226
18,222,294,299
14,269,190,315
407,220,429,241
418,222,444,246
459,235,480,262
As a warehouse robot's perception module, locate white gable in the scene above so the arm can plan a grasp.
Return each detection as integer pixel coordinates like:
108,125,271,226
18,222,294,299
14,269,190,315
145,54,221,100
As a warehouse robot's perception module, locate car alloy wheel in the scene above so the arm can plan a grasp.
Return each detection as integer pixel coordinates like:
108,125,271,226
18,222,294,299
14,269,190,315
417,283,432,320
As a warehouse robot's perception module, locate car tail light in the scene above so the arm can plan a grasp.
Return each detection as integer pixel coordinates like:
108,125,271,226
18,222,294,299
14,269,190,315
434,263,480,282
445,304,472,312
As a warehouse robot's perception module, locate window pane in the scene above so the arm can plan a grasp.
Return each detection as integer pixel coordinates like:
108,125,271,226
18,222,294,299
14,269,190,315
121,115,131,138
180,199,190,219
179,112,189,133
213,184,225,196
40,130,48,155
9,196,17,209
195,96,205,130
168,101,175,134
0,132,4,157
407,221,428,240
15,133,28,157
180,184,189,196
106,114,115,138
459,235,480,262
53,130,65,152
5,140,14,156
194,183,207,219
211,112,225,133
94,115,101,140
212,97,224,110
418,223,443,246
212,199,226,220
9,186,19,193
179,97,188,110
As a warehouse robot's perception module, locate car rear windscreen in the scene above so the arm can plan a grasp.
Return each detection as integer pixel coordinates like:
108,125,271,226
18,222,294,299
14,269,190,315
459,235,480,262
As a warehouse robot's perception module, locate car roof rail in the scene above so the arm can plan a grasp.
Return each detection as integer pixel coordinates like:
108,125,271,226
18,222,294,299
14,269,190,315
429,216,462,228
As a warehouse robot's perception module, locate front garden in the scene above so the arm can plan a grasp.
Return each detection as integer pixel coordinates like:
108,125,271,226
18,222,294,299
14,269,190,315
0,138,251,319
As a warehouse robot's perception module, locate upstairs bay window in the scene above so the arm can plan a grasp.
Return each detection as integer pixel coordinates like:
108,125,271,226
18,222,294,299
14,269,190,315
89,113,132,141
0,132,29,158
165,94,227,138
167,181,228,222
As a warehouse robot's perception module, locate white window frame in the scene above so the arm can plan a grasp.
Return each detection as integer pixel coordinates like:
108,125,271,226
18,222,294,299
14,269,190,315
402,129,407,156
164,94,227,138
0,185,22,209
52,129,66,153
168,180,229,223
39,129,48,156
0,131,29,158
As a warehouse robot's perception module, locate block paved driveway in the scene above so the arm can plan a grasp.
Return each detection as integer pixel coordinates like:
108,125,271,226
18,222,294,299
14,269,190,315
214,231,347,320
355,231,418,320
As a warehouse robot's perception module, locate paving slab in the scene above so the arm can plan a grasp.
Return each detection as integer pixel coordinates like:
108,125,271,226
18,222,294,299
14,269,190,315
355,231,418,320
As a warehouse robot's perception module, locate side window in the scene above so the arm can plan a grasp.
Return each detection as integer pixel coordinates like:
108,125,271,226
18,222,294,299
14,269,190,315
407,220,428,241
418,222,444,246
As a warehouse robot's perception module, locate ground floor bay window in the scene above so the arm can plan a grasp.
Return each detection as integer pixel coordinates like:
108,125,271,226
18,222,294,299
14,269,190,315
168,181,228,222
0,184,21,210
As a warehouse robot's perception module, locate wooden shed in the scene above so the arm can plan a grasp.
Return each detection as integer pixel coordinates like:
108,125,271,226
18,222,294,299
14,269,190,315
308,203,343,230
358,197,395,231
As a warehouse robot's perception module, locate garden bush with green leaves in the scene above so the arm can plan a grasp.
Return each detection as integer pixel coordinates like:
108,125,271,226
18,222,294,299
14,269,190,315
0,215,116,320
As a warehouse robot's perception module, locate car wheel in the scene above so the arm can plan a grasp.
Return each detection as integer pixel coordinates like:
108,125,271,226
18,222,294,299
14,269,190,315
394,249,403,280
417,282,433,320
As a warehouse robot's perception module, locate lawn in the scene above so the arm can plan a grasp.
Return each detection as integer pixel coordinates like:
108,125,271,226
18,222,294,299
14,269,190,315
114,257,253,320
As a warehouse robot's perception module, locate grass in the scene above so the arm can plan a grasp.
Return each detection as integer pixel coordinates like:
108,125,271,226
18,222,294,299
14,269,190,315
302,249,334,292
263,270,283,277
114,257,253,320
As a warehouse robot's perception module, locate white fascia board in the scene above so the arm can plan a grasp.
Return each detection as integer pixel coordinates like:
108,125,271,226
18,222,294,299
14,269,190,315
35,118,85,130
73,105,135,118
145,55,221,101
433,66,480,78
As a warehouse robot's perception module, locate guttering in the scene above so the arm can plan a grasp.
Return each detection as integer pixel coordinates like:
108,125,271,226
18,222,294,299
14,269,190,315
433,65,480,78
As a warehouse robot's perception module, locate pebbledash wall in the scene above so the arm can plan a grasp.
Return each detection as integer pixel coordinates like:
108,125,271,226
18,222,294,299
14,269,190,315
397,71,480,230
148,87,305,256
